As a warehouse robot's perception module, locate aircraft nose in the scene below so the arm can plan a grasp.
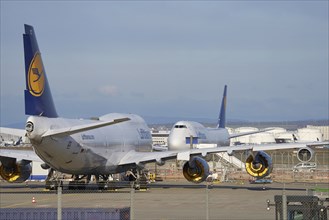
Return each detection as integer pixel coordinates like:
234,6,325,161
168,131,190,151
168,136,184,150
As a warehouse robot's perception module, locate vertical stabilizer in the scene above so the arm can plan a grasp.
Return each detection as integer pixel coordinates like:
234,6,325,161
217,85,227,128
23,24,58,117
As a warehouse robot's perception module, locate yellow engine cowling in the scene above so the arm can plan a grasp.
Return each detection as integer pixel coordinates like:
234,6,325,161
245,151,272,178
0,163,32,183
183,157,209,184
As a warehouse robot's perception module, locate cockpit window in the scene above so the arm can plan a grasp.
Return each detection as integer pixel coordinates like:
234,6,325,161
174,125,187,128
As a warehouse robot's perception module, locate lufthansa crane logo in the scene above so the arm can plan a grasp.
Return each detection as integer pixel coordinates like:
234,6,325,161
28,52,45,97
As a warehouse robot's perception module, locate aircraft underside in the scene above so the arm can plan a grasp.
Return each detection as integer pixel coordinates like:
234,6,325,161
44,166,148,190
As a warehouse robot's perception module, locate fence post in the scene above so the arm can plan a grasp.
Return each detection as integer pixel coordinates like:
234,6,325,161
206,183,209,220
130,182,135,220
282,184,287,220
57,184,62,220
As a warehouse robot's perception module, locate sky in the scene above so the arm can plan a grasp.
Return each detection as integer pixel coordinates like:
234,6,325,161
1,1,328,126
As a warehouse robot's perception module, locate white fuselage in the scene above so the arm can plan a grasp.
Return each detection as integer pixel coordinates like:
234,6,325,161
167,121,230,151
26,113,152,175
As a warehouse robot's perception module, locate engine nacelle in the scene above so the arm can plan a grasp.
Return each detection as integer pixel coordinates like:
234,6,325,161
41,163,51,169
245,151,272,179
297,147,314,162
0,162,32,183
183,157,209,184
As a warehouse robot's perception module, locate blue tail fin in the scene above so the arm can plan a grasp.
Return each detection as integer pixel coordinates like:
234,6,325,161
217,85,227,128
23,24,58,117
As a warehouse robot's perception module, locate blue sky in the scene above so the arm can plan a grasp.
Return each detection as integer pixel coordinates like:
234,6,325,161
1,1,328,126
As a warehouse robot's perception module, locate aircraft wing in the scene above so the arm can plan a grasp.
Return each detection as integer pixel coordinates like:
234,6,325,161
118,145,253,165
0,148,43,162
250,142,329,151
119,141,329,166
42,117,130,138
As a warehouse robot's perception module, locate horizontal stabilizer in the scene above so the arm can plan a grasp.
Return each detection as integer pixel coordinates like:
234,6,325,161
42,117,130,138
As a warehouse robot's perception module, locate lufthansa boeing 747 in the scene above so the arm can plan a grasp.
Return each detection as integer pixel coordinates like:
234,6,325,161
0,25,326,188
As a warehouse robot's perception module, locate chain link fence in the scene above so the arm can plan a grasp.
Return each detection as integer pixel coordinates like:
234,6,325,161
1,180,328,220
1,149,328,219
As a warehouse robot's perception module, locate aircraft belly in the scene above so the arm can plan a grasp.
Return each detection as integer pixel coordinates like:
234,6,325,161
34,138,107,175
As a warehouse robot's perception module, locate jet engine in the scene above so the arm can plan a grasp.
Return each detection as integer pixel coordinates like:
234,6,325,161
183,157,209,184
245,151,272,178
0,160,32,183
297,147,314,162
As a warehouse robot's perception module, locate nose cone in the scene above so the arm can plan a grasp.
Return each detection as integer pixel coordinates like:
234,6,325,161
168,124,193,151
168,133,188,150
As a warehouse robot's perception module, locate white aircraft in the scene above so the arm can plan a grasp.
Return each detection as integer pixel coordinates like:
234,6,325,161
167,85,325,174
168,85,260,150
0,25,326,188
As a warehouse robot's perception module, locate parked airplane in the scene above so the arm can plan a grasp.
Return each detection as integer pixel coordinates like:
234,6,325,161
0,25,249,188
168,85,269,150
0,25,325,188
0,128,25,147
167,86,323,171
168,86,275,149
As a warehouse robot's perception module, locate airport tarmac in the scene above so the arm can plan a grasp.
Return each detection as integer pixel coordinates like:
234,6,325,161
1,181,328,219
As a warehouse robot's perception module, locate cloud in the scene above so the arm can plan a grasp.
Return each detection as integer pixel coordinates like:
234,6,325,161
98,85,119,97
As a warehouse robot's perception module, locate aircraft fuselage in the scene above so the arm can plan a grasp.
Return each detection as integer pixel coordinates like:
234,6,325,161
26,113,152,175
168,121,230,151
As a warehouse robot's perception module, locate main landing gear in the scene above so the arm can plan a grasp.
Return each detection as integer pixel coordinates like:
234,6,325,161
45,168,63,190
44,168,148,190
125,168,148,190
67,174,113,190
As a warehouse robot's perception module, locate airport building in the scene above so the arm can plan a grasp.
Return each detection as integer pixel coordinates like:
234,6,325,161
151,130,170,146
306,125,329,141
